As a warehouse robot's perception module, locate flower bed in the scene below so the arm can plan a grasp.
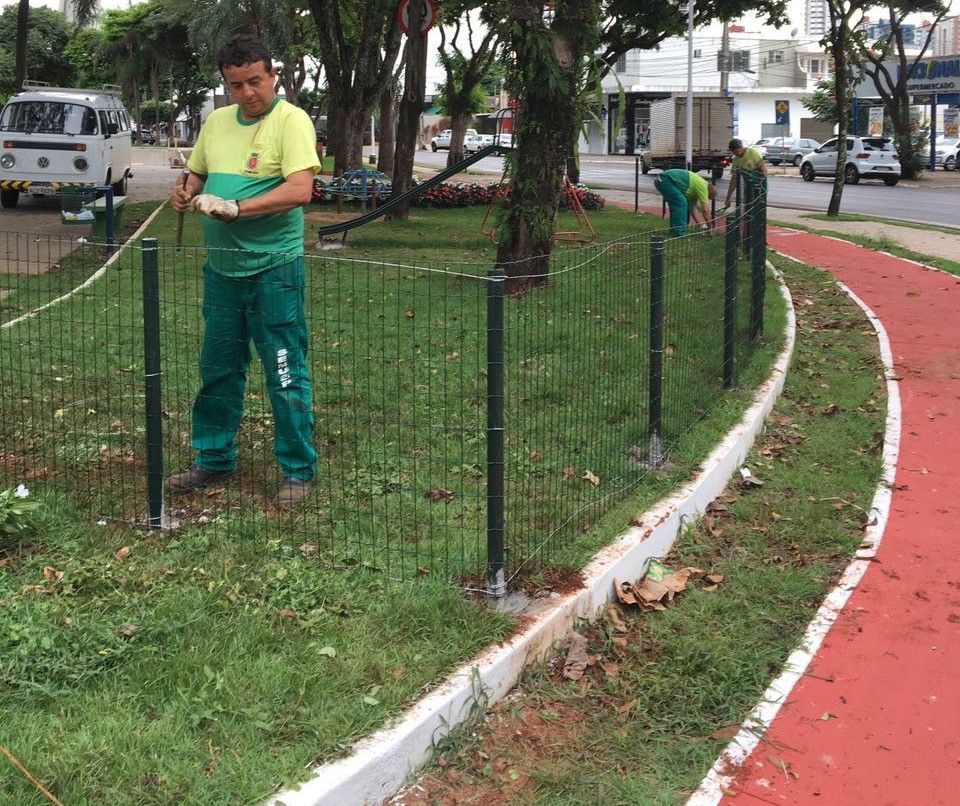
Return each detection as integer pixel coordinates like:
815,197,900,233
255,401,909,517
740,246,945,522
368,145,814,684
311,178,605,210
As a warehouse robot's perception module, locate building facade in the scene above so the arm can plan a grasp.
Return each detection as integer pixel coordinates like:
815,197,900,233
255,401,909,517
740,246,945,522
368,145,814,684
592,31,832,155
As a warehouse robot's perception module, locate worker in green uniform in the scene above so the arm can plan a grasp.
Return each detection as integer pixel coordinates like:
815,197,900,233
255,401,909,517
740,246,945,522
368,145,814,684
166,34,321,507
653,168,716,236
724,138,768,208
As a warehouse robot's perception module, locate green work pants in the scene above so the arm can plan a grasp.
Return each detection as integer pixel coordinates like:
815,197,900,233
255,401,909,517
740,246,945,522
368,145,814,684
654,174,689,236
191,260,316,480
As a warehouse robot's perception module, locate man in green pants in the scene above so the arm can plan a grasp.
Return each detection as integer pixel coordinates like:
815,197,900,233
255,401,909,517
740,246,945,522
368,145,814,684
165,34,320,507
653,168,716,236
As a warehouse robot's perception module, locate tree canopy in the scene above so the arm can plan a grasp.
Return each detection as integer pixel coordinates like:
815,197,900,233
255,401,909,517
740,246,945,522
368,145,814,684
0,6,75,96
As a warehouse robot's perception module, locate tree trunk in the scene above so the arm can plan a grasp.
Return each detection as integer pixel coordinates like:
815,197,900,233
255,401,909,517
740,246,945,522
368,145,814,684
330,101,368,173
827,13,850,217
446,116,471,168
308,0,403,177
14,0,28,89
388,15,427,220
496,0,599,294
377,83,396,177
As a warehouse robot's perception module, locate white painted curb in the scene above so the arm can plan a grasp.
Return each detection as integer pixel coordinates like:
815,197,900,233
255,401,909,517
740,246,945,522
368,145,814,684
266,269,796,806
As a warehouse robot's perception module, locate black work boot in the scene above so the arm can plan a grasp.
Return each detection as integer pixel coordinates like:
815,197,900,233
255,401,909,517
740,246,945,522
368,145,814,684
164,465,236,494
274,478,312,508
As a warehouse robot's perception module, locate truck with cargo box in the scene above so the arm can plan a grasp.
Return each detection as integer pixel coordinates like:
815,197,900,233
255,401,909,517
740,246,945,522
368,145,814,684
640,94,733,179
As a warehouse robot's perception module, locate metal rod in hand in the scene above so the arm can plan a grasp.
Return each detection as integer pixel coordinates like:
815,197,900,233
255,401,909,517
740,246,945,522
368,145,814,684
175,170,188,250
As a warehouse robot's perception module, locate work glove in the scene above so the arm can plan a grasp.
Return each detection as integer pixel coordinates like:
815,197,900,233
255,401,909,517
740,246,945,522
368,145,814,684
191,194,240,222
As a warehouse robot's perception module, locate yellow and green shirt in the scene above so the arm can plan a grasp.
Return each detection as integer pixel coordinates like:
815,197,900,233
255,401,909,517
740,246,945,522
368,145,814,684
731,146,765,172
188,97,320,276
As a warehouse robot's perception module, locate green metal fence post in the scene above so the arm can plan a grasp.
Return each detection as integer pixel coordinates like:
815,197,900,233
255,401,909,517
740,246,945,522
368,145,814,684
648,235,664,465
634,156,640,213
141,238,164,528
723,216,738,390
104,186,116,254
486,265,506,597
750,175,766,341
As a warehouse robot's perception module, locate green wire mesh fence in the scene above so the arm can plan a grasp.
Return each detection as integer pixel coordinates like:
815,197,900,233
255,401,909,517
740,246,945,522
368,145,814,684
0,195,767,593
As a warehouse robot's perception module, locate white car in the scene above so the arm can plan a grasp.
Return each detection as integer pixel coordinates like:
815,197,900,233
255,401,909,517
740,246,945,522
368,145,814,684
430,128,477,151
464,134,495,153
799,136,901,186
934,136,959,170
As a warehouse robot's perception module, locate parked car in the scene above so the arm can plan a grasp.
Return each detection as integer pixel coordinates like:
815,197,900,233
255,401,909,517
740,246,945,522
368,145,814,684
749,137,819,166
799,136,901,185
430,128,478,151
934,136,959,170
749,138,780,160
464,134,495,152
494,132,513,147
767,137,821,166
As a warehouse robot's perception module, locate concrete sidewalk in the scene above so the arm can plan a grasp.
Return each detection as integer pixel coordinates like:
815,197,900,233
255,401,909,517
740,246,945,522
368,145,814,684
766,206,960,264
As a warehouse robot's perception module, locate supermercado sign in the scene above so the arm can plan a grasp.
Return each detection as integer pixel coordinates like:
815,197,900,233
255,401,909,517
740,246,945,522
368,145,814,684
901,57,960,93
857,56,960,95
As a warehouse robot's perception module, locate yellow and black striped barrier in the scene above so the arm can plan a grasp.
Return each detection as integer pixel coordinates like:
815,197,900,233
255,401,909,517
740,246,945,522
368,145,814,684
0,179,97,191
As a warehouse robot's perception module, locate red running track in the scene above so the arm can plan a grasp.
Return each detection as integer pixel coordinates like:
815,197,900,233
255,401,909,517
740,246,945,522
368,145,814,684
700,227,960,805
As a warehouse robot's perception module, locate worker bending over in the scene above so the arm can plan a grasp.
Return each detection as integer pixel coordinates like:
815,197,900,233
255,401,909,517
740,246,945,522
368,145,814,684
654,168,716,236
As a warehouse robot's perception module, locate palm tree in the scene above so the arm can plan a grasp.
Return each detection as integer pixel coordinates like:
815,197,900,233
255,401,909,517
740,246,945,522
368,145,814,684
14,0,27,89
15,0,99,90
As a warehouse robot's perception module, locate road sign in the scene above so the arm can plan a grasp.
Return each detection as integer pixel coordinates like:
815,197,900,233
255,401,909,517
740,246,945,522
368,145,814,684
775,99,790,127
396,0,436,35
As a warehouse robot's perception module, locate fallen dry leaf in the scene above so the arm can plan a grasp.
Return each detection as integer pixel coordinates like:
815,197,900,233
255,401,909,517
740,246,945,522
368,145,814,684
618,698,637,714
709,723,741,741
562,633,590,680
583,470,600,487
619,562,705,611
706,499,732,516
614,579,640,606
604,604,628,633
424,488,454,502
42,566,63,583
114,546,131,560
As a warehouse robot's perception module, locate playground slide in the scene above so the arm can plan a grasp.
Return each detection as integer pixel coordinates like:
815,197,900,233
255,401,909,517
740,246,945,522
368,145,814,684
316,144,507,239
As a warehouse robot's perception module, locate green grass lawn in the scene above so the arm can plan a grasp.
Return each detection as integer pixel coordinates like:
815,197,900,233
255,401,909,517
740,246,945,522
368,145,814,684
0,202,785,805
397,252,887,805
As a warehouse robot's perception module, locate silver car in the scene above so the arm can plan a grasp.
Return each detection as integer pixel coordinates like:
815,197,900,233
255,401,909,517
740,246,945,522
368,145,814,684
800,136,901,186
934,137,959,170
766,137,821,166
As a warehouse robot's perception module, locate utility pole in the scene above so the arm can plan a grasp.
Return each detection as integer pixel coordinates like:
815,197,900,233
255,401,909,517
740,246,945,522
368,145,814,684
720,21,730,96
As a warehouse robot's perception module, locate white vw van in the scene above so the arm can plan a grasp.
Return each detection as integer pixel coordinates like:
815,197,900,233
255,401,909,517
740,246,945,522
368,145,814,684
0,80,133,208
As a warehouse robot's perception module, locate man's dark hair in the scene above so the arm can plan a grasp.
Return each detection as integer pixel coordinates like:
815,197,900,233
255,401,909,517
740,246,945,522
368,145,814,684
217,34,272,75
728,138,744,151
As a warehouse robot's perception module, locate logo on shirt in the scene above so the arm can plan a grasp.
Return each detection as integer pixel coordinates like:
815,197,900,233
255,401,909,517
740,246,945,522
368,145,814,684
244,152,259,173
